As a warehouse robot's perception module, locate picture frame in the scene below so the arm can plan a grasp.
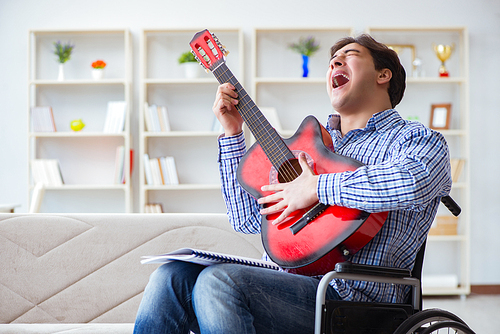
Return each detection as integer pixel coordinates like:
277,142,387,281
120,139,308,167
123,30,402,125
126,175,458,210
430,103,451,130
387,44,415,76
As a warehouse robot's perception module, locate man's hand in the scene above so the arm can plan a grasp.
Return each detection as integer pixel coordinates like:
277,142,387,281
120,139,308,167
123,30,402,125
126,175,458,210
258,153,320,225
212,83,244,137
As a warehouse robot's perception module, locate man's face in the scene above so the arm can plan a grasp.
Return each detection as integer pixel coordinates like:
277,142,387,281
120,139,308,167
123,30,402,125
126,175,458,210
326,43,380,113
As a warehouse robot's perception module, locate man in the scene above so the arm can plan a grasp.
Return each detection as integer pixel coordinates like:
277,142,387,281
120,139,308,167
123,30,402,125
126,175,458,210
133,34,451,334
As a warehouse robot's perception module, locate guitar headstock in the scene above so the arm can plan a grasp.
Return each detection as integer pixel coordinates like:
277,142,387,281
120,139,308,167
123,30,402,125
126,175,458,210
189,29,228,72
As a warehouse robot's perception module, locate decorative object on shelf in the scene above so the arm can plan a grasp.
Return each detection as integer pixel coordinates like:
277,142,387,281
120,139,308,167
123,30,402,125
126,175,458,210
91,60,106,80
70,119,85,131
387,44,415,77
430,103,451,130
178,51,200,79
433,43,454,77
53,41,74,81
412,57,424,77
288,36,320,77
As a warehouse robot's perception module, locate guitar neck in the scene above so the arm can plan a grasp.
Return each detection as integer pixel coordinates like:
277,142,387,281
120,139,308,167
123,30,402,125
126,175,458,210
212,62,295,166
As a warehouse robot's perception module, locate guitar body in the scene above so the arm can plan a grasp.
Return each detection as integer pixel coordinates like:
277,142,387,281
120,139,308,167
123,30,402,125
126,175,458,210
237,116,388,276
190,30,387,277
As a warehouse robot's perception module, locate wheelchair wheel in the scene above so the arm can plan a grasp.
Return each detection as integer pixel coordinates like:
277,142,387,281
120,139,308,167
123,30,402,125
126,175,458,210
393,308,468,334
418,320,475,334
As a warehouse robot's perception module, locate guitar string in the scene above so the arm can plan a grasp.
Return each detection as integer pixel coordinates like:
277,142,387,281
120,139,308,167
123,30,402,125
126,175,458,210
212,65,301,182
214,63,300,183
212,63,298,181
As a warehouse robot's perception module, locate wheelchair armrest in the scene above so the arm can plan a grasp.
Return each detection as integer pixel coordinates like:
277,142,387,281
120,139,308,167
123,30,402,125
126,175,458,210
335,261,411,278
314,265,421,334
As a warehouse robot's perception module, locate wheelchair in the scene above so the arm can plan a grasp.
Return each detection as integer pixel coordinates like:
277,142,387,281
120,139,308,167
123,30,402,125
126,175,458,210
314,196,476,334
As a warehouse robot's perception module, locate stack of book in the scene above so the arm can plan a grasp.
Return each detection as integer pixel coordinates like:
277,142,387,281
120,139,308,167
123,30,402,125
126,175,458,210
103,101,127,133
30,159,64,186
31,106,56,132
144,203,163,213
144,103,171,132
143,153,179,185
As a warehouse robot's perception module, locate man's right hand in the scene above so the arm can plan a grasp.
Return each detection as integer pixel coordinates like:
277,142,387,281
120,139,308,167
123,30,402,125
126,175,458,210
212,83,244,137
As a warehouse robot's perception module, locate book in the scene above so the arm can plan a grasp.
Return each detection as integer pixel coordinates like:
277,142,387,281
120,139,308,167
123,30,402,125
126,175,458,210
144,103,171,132
31,159,64,186
141,247,280,270
143,153,153,185
103,101,127,133
114,146,125,184
31,106,56,132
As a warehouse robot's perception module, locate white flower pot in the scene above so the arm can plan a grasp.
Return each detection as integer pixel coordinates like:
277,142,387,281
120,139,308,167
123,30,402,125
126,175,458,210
58,64,64,81
92,69,104,80
182,62,201,79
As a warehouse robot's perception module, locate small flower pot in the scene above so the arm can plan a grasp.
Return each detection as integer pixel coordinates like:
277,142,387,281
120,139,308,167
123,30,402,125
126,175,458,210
182,62,201,79
92,69,104,80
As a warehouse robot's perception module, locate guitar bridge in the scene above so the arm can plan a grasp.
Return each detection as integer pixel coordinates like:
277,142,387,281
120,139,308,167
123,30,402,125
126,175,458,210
289,202,329,235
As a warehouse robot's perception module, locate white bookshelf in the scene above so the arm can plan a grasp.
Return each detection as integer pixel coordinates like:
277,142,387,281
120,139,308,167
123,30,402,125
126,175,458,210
251,28,354,140
251,27,470,296
366,27,470,296
139,28,244,213
28,29,132,213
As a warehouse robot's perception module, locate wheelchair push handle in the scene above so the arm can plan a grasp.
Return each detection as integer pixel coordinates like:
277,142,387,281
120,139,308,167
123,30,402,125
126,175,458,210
441,195,461,216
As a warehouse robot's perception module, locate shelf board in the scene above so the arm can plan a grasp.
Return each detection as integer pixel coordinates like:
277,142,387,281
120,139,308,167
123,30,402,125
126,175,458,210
29,79,128,86
39,184,128,190
144,184,221,191
255,77,326,84
406,77,466,84
436,129,467,136
143,78,217,85
143,131,222,138
427,234,467,242
30,132,127,138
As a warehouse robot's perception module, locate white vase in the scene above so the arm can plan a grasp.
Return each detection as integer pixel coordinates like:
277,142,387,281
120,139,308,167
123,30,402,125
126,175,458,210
57,64,64,81
183,62,200,79
92,69,104,80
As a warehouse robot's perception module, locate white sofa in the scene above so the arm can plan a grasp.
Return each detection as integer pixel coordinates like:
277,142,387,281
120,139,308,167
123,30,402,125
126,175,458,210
0,213,263,333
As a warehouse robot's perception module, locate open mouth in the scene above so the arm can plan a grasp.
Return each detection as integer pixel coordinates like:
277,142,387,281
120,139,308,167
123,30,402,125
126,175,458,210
332,73,349,89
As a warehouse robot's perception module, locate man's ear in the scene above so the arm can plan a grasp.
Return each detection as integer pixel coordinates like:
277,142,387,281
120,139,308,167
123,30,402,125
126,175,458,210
377,68,392,84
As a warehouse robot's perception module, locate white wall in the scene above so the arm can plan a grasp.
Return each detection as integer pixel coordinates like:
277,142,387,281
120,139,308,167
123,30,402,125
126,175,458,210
1,0,499,284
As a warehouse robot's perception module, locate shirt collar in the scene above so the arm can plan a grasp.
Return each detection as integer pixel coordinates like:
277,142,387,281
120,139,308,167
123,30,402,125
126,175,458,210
327,109,402,134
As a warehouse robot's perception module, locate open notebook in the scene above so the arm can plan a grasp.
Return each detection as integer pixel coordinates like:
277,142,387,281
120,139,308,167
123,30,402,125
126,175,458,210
141,247,280,271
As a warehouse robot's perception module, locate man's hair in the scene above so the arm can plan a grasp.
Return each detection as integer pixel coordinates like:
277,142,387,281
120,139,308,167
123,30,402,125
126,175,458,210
330,34,406,108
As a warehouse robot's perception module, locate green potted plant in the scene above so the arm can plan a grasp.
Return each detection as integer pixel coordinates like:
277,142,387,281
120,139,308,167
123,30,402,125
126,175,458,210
178,51,200,79
288,36,320,77
53,41,74,81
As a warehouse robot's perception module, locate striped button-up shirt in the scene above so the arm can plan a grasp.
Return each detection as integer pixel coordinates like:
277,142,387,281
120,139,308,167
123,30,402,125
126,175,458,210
218,109,452,303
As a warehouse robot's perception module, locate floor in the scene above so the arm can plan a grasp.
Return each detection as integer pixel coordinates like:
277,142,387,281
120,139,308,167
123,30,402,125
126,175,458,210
423,294,500,333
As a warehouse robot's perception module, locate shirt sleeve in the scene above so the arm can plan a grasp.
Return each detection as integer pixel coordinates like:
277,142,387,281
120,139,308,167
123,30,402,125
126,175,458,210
317,129,452,212
218,132,262,234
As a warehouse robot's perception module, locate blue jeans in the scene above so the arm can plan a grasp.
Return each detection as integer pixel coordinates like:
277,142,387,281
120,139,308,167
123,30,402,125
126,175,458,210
133,261,341,334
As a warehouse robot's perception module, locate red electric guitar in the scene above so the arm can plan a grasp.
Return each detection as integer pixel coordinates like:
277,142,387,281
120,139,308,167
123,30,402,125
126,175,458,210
190,30,388,276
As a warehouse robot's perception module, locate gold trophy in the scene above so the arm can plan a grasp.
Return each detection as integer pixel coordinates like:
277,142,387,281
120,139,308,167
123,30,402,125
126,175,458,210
433,43,454,77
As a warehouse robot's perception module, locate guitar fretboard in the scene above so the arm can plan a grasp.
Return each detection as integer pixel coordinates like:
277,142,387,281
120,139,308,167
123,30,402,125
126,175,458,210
212,62,300,182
